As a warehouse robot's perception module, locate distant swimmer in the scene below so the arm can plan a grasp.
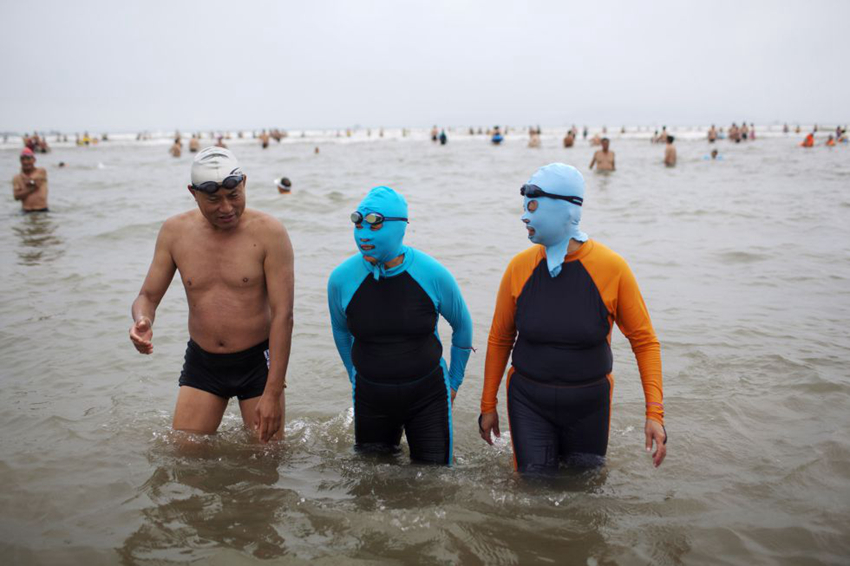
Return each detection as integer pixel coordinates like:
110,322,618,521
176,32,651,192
129,147,294,443
169,139,182,158
479,164,667,473
582,126,588,139
801,133,815,148
275,176,292,193
215,136,227,148
12,148,49,212
491,126,504,145
795,125,801,134
704,149,722,160
314,146,320,154
563,130,575,148
260,130,270,149
528,130,541,148
439,129,448,145
590,134,602,146
741,122,749,141
328,187,473,465
825,135,836,147
664,135,677,166
589,137,615,171
431,126,439,142
783,123,789,134
189,135,199,153
749,123,756,141
708,125,717,142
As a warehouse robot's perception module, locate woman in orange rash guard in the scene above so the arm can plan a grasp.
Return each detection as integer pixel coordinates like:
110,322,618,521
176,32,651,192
478,163,667,475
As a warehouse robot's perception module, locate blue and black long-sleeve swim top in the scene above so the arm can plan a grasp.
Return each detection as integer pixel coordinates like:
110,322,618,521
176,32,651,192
327,247,473,391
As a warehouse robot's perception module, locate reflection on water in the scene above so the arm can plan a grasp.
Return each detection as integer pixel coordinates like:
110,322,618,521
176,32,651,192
11,211,64,265
117,416,681,565
120,433,290,563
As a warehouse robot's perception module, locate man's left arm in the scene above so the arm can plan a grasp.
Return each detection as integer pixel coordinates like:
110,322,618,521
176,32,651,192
257,219,295,443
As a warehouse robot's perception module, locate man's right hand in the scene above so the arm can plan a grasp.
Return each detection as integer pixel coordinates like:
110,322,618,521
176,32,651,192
479,411,501,445
130,317,153,354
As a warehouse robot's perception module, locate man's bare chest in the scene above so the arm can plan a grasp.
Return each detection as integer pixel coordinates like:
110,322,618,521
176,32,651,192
173,235,266,293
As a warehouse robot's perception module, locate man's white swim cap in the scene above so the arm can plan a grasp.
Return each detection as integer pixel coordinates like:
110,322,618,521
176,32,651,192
191,147,243,186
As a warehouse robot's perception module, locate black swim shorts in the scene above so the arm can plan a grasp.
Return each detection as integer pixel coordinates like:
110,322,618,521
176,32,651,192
178,339,270,400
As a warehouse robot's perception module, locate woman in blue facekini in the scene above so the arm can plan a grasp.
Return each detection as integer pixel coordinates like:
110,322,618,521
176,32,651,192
479,164,668,475
327,186,473,465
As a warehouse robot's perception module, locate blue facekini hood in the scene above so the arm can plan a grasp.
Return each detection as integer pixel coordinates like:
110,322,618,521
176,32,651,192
354,186,409,279
521,163,589,277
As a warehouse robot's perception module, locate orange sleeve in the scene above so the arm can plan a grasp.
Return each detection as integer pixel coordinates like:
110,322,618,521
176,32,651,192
480,247,541,414
614,259,664,424
582,243,664,424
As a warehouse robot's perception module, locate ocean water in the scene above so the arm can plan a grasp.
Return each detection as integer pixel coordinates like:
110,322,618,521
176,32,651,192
1,128,849,565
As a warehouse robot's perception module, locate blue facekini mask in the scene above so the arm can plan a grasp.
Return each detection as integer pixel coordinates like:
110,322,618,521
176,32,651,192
521,163,589,277
353,186,409,279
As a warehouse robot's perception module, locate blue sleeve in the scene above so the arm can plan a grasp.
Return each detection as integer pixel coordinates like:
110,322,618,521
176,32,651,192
406,249,474,391
327,255,369,384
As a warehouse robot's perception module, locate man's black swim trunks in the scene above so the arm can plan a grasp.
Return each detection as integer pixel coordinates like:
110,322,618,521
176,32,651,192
178,339,269,400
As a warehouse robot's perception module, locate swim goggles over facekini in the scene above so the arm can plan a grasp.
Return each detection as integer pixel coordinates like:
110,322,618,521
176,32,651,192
350,211,409,225
520,184,583,206
191,174,245,194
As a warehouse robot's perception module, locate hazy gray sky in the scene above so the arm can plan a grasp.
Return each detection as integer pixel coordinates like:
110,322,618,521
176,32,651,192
1,0,846,132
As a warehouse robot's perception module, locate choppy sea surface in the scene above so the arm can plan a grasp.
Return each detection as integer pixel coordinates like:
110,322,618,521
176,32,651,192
1,127,849,565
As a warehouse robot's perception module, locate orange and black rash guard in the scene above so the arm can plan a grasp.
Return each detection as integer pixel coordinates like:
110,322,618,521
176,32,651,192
481,240,664,424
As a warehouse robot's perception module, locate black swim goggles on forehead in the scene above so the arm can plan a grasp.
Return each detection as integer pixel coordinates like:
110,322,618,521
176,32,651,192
191,174,244,194
350,211,409,225
520,184,583,206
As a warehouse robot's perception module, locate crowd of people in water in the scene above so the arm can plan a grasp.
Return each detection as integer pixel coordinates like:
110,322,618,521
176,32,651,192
8,122,847,154
8,122,847,214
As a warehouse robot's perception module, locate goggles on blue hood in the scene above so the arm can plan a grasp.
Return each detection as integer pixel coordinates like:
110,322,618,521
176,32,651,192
350,211,408,226
520,184,583,206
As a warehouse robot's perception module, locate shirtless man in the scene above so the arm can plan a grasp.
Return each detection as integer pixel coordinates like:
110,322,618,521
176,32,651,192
12,148,49,212
169,139,182,158
708,125,717,143
589,138,615,171
129,147,294,443
664,136,677,167
259,130,270,149
189,135,200,153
